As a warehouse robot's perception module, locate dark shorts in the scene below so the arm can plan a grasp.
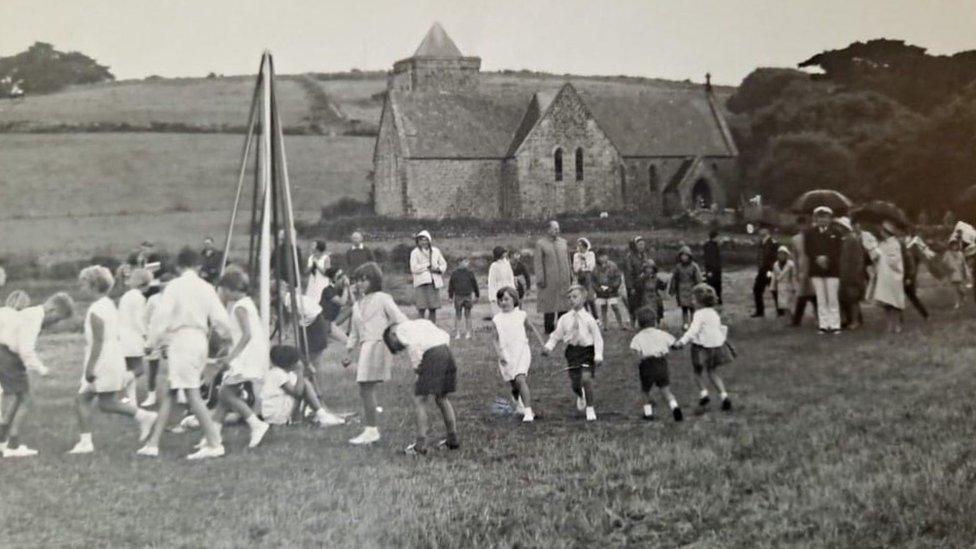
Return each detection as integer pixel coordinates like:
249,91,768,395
565,345,597,384
0,344,29,395
690,343,735,375
453,295,474,313
415,345,457,397
300,314,330,356
638,356,669,391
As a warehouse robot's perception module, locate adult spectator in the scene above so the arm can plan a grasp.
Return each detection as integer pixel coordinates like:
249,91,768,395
865,221,907,333
702,230,723,303
837,217,868,330
136,241,163,275
804,207,844,334
305,240,331,302
534,220,572,333
200,237,222,283
791,216,818,326
902,228,929,320
270,229,304,284
751,227,778,317
345,231,374,273
510,249,531,300
624,236,650,329
409,230,447,322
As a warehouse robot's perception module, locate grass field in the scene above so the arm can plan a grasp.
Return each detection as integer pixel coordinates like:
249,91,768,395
1,270,974,547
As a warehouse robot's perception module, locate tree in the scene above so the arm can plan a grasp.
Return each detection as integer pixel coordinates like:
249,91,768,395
753,132,858,207
727,68,814,114
0,42,114,96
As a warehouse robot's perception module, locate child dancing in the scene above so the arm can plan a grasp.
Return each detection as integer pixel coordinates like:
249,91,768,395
489,287,546,422
383,319,461,454
542,285,604,421
672,283,734,412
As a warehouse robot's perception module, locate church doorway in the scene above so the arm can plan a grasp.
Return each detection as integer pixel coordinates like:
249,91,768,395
692,178,713,210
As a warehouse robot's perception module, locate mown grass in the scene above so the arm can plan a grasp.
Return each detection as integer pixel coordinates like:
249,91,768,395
1,271,974,547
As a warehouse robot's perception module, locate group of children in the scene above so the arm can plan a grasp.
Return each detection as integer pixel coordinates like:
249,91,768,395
0,236,738,461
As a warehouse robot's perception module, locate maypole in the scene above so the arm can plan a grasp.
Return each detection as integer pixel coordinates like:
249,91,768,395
258,51,274,329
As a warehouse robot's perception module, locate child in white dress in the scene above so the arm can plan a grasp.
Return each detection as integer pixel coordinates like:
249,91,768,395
118,268,152,404
944,239,969,308
342,262,409,445
673,283,735,412
487,247,516,316
489,287,546,422
212,270,270,449
771,247,797,317
69,266,157,455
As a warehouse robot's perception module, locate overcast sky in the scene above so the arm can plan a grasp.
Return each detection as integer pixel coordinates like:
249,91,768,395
2,0,974,85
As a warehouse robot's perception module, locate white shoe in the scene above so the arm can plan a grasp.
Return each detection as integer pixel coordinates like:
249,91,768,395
179,415,200,430
465,332,472,340
514,398,526,415
187,444,225,460
120,397,131,405
454,331,461,340
376,406,384,414
140,393,157,408
3,445,39,457
522,408,535,423
137,411,158,443
248,420,270,448
349,427,380,445
585,407,597,421
136,445,159,457
315,409,345,427
67,440,94,455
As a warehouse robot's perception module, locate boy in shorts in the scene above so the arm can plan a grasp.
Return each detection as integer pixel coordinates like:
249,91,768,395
542,285,604,421
447,257,478,339
383,319,460,454
629,306,683,421
0,292,75,457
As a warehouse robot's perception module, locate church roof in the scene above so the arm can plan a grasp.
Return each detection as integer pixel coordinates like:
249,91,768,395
386,81,737,159
413,23,464,58
577,86,736,157
389,90,530,158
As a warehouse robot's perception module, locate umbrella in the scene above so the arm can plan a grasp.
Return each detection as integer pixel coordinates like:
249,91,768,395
790,189,853,216
850,200,910,229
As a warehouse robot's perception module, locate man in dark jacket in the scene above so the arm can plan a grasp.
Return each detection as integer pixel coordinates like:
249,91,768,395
703,230,723,304
345,231,374,273
804,207,844,333
200,237,222,283
752,227,778,317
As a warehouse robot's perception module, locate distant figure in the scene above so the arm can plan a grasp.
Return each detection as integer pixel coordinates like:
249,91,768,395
668,246,703,329
510,249,531,300
625,236,650,329
804,207,844,334
751,227,778,318
593,250,625,330
305,240,331,303
702,230,723,303
944,239,970,309
271,229,304,283
534,220,572,333
410,230,447,322
771,247,796,317
345,231,374,273
837,218,868,330
136,241,163,275
200,237,222,283
487,247,515,317
572,237,597,317
448,256,479,339
865,222,906,334
791,216,818,327
902,228,929,320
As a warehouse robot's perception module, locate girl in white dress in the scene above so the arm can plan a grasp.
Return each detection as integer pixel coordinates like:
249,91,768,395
342,262,409,445
865,222,906,334
305,240,331,303
213,270,270,449
118,268,152,404
489,287,546,422
69,266,157,455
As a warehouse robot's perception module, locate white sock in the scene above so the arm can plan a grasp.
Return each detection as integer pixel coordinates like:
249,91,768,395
668,399,679,410
643,404,653,416
699,389,709,398
125,377,137,403
586,406,595,413
720,391,729,401
523,406,533,416
79,433,93,445
245,414,263,428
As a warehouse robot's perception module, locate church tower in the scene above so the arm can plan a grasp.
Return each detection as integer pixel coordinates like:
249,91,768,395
389,23,481,93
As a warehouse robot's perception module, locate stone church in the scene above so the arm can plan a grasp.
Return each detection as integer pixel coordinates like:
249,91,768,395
373,23,739,220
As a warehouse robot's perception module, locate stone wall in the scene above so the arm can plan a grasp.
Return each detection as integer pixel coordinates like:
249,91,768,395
402,159,503,219
514,88,621,219
390,58,481,93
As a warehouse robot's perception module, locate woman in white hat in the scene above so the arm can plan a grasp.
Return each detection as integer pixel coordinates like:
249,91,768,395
865,221,906,333
409,230,447,322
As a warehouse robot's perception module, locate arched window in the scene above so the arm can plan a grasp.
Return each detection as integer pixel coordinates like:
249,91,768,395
648,164,658,194
554,148,563,182
575,148,584,181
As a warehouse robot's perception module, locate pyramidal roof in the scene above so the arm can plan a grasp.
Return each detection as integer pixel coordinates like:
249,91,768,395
413,23,464,58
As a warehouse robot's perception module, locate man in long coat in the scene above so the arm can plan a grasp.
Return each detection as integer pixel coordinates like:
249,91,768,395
535,220,572,333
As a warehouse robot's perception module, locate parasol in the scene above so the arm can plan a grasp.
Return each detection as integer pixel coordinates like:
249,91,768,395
790,189,853,216
850,200,910,229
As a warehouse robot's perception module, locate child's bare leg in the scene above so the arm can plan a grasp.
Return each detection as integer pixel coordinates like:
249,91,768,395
359,381,379,427
611,305,624,328
184,388,221,447
464,308,472,335
453,309,460,334
300,378,324,412
0,393,23,444
6,393,31,446
513,375,532,409
600,304,608,324
76,392,96,434
660,386,678,407
434,394,457,435
707,370,728,399
581,373,595,406
145,389,175,448
96,393,138,417
146,359,159,392
217,384,253,420
413,394,429,447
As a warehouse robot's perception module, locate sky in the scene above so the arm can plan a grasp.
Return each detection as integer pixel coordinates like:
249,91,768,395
1,0,974,85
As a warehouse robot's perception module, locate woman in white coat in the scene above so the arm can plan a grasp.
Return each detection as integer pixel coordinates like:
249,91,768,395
865,221,906,334
410,230,447,322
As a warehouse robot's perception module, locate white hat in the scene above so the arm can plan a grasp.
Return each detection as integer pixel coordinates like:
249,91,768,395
813,206,834,216
835,216,852,231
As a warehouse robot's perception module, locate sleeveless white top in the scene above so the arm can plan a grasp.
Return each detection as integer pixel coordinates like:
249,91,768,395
227,296,270,381
84,296,126,379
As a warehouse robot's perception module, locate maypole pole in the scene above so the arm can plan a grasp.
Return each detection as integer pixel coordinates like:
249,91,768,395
258,51,274,330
